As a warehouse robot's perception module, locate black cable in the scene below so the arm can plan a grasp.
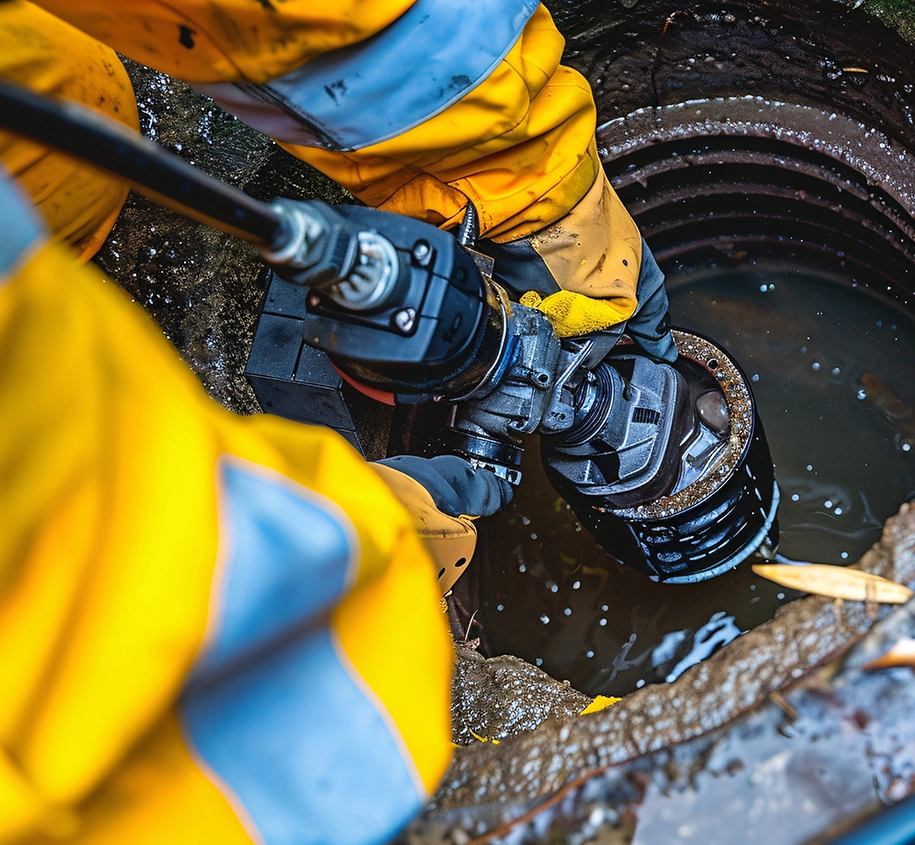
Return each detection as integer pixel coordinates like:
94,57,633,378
0,78,285,246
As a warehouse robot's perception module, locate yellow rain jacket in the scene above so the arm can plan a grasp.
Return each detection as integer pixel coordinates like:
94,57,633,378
0,2,138,259
0,167,455,844
9,0,644,329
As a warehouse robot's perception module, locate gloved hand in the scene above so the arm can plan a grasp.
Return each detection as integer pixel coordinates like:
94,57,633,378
376,454,513,517
372,455,513,595
475,168,678,364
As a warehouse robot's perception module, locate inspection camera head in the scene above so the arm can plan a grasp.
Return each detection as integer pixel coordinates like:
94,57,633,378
541,332,779,582
259,198,778,582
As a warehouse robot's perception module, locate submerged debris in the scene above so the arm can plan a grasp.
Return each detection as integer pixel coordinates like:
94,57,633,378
857,371,915,452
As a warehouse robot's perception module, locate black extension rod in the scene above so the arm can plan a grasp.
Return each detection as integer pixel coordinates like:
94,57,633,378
0,79,286,246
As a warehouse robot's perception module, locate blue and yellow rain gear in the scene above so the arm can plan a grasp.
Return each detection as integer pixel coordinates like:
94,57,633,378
0,1,652,842
7,0,650,337
0,166,462,844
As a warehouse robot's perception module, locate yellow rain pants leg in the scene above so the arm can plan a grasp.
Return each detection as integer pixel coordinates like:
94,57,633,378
28,0,641,293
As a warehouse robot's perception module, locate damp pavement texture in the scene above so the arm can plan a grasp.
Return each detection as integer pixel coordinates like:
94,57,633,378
92,60,351,415
849,0,915,45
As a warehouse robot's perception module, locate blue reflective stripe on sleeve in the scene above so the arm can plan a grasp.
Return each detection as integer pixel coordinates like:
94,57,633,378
0,167,45,282
195,458,358,677
202,0,540,151
181,626,424,845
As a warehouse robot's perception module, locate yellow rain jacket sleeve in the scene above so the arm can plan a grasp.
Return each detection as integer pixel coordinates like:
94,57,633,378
30,0,595,235
28,0,644,326
0,171,453,844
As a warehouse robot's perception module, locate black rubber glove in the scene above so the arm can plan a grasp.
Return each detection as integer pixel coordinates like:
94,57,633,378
374,455,513,517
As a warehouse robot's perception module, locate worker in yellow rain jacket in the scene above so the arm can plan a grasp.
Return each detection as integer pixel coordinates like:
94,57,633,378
0,2,673,843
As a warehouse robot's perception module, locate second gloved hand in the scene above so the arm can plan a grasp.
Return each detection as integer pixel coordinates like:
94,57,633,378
375,454,513,517
372,455,513,594
475,164,677,364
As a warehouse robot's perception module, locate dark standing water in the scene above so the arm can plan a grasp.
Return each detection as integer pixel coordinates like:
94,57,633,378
473,262,915,698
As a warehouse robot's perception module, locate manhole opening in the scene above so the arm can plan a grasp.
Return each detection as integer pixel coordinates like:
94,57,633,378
468,99,915,699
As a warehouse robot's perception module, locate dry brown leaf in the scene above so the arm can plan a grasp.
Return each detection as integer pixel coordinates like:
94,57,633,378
751,563,914,604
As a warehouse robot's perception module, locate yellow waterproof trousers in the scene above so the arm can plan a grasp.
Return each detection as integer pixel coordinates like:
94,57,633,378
32,0,602,241
4,0,644,338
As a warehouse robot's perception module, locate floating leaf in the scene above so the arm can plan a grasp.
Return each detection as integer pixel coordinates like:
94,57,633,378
751,563,914,604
